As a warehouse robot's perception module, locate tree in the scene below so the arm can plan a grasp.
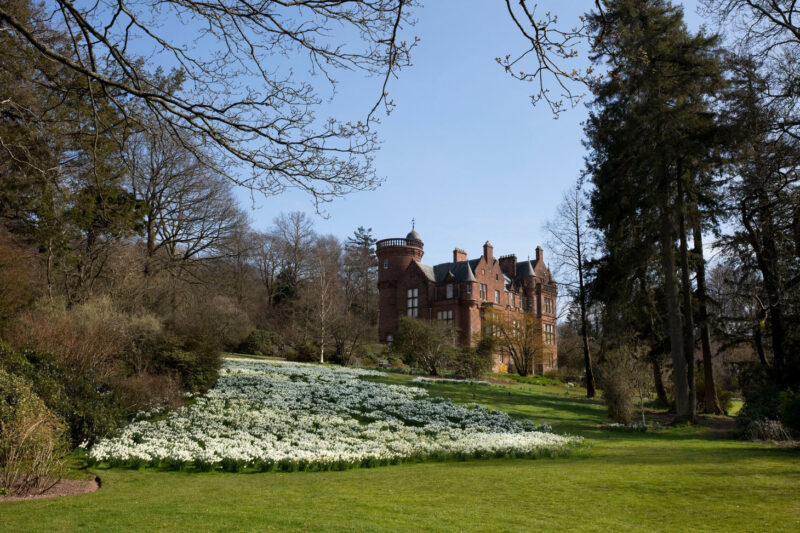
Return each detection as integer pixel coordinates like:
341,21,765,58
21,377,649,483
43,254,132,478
585,0,727,421
546,180,597,396
0,0,418,204
306,235,342,364
392,316,456,376
702,0,800,139
482,309,546,377
272,212,315,303
343,226,379,326
718,56,800,388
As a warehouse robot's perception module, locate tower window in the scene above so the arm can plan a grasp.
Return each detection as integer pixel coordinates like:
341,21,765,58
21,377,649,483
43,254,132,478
383,258,389,269
407,288,419,317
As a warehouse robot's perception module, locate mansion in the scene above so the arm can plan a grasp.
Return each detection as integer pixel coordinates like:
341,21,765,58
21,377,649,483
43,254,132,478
376,228,558,373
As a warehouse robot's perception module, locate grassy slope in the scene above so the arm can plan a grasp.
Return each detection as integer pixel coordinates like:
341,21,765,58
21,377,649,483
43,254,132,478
3,373,798,532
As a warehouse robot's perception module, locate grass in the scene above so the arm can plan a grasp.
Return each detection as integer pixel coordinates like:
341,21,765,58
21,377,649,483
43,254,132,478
3,371,798,532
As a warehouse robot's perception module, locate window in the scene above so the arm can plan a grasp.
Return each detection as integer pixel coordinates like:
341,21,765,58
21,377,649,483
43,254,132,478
407,288,419,317
495,273,499,280
383,258,389,269
436,310,454,325
446,284,453,299
466,284,472,295
510,293,515,307
386,334,393,345
480,284,488,300
544,323,556,345
494,290,500,304
544,298,554,314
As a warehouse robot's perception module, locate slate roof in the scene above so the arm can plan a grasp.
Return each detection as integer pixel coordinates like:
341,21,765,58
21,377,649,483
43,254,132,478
414,260,476,284
413,256,544,286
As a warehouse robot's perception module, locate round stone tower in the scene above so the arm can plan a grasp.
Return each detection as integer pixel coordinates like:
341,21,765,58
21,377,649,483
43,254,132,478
375,228,424,343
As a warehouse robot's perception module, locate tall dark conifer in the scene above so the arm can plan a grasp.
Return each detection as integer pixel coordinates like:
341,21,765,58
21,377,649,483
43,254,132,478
585,0,725,420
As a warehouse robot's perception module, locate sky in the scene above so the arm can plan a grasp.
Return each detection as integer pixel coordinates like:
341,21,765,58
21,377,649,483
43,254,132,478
237,0,706,267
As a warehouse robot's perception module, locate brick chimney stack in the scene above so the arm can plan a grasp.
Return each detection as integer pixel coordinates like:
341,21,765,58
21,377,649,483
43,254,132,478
535,246,543,263
453,248,467,262
483,241,493,263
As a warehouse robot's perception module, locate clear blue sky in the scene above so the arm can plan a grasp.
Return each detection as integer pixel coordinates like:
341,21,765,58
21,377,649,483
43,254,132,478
239,0,705,266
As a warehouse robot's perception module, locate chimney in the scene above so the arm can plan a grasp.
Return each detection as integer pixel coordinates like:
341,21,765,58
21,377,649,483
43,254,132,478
535,246,543,264
499,254,517,278
453,248,467,263
483,241,493,263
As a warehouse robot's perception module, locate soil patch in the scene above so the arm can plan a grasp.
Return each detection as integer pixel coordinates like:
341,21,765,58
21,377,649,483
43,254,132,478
1,476,99,502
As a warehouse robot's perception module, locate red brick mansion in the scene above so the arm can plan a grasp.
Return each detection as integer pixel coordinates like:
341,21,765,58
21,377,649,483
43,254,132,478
376,227,558,373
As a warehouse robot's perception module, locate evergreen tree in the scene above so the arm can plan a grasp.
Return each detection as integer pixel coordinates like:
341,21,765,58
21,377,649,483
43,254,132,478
585,0,726,420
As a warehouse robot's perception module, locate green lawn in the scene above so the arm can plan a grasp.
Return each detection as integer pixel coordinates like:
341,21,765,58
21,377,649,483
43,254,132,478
3,372,798,532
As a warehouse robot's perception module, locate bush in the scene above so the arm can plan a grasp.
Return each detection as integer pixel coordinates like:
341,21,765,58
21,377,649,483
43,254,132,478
452,338,493,379
0,369,67,496
601,371,634,425
172,295,251,352
112,372,183,413
5,298,131,381
237,330,282,356
392,316,456,376
151,345,221,394
286,342,318,363
744,419,792,441
733,363,799,435
0,343,122,446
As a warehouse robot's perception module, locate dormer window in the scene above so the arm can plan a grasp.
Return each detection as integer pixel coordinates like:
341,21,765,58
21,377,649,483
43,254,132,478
446,284,453,299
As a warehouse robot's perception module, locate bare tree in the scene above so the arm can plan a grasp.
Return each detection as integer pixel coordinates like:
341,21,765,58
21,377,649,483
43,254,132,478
253,231,285,307
546,181,597,396
703,0,800,139
273,211,316,300
500,1,607,115
0,0,419,204
483,309,546,377
307,235,342,363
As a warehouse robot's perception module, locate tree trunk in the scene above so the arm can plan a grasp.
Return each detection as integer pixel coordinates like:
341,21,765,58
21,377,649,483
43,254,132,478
678,182,697,422
651,352,669,408
660,195,689,419
576,221,596,398
692,222,723,414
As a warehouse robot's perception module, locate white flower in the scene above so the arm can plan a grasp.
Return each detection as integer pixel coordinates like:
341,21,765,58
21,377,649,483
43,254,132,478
89,358,581,469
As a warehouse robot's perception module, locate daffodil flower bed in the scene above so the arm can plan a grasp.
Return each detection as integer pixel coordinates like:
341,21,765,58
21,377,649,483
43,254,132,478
88,358,582,472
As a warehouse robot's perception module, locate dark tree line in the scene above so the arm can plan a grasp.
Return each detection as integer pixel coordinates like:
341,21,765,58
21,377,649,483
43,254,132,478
542,0,799,431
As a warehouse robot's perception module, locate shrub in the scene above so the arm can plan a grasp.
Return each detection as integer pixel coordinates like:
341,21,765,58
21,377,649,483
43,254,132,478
452,338,493,379
151,345,221,394
172,295,251,352
744,419,792,441
733,363,798,435
0,343,122,446
0,369,67,496
600,371,633,425
5,298,130,381
237,330,282,356
543,369,561,382
112,372,183,413
392,316,457,376
286,342,318,363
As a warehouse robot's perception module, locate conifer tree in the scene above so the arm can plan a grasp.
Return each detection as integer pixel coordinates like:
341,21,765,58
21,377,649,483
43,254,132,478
585,0,726,420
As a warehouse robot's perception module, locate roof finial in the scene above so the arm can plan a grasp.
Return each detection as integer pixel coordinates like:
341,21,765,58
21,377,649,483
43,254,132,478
411,217,415,230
